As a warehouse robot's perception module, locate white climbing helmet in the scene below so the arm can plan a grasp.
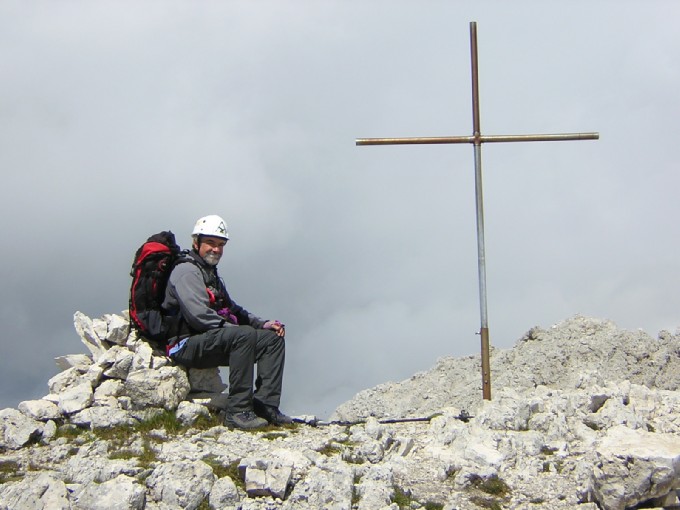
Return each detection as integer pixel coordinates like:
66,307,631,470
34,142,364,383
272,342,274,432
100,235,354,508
192,215,229,240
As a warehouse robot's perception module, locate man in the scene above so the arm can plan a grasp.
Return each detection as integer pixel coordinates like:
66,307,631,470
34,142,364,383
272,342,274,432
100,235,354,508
162,214,290,430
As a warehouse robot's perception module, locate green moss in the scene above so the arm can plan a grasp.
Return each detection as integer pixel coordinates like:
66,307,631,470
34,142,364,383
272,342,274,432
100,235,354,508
0,460,22,484
261,431,288,441
135,410,183,435
391,485,413,509
54,424,89,441
202,458,245,491
473,475,510,497
540,445,557,456
138,440,159,468
424,502,444,510
469,496,502,510
317,442,343,456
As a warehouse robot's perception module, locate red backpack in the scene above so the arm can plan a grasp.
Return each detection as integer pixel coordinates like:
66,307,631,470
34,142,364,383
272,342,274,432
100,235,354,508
129,231,181,343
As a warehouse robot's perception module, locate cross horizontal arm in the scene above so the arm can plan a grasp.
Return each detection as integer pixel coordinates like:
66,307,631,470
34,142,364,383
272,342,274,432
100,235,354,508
356,132,599,146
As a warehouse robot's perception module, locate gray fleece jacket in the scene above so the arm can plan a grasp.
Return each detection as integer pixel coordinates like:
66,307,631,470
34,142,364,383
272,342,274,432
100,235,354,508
162,255,266,341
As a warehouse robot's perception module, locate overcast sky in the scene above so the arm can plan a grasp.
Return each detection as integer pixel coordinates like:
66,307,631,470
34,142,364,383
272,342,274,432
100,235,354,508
1,1,678,418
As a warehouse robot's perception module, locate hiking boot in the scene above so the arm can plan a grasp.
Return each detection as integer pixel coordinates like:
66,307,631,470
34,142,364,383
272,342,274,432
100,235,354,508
253,399,293,425
224,410,268,430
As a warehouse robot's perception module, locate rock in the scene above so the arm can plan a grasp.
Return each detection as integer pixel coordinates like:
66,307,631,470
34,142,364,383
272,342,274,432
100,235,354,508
99,345,134,379
124,366,190,410
75,474,146,510
104,313,131,345
286,463,354,510
592,425,680,510
70,406,137,429
188,367,228,393
239,457,293,499
57,382,94,415
0,408,44,449
18,400,61,421
0,473,70,510
209,475,240,508
54,353,92,372
73,311,108,359
146,460,215,508
93,379,124,402
130,341,153,372
175,401,209,426
47,367,81,394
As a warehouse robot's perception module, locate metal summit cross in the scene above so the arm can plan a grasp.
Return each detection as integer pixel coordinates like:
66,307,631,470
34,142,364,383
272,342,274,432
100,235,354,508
356,22,598,400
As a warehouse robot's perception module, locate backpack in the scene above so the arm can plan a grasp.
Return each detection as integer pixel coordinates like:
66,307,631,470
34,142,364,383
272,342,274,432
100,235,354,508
129,231,182,343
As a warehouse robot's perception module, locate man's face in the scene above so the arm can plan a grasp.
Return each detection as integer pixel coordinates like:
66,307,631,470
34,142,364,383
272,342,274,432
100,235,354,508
195,236,227,266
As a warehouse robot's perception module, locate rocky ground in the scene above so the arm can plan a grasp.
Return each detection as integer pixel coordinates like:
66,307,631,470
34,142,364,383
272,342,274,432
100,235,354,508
1,313,679,509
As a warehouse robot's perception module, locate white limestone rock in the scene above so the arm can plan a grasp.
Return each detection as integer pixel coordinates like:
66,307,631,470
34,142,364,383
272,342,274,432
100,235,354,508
124,366,190,411
70,406,137,429
0,408,44,450
209,475,241,508
0,473,70,510
54,353,92,372
175,400,209,426
47,367,81,394
75,474,145,510
103,313,131,345
98,345,134,380
145,460,215,508
286,463,354,510
239,457,293,499
94,379,124,402
57,382,94,415
18,399,61,421
188,367,228,393
73,311,108,359
592,425,680,510
130,340,154,372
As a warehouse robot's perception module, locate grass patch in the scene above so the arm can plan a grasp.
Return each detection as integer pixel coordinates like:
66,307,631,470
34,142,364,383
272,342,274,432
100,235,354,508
137,440,158,468
424,502,444,510
192,413,223,430
316,442,343,456
107,438,158,468
352,473,363,506
261,431,288,441
135,410,184,435
202,457,245,491
391,485,413,509
540,445,557,456
203,455,236,479
196,499,211,510
0,460,22,484
469,495,503,510
54,424,89,441
472,475,510,497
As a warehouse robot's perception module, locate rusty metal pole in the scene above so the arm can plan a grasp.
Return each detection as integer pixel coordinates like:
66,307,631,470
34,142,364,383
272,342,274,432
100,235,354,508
470,22,492,400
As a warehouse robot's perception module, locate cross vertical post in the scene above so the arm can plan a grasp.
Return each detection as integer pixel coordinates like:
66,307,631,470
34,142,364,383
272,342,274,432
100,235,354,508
469,22,492,400
356,21,598,400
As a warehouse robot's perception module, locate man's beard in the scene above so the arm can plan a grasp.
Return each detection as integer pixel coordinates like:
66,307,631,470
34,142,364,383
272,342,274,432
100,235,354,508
202,252,221,266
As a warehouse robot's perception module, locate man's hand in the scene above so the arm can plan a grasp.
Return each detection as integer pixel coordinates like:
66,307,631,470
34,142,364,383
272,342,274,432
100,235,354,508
263,320,285,337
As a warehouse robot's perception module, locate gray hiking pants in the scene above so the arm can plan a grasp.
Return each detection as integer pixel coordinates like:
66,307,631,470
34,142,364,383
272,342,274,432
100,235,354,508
170,326,285,414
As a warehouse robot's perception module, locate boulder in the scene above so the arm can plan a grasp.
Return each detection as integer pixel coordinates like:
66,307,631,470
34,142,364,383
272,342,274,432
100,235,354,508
0,408,43,450
124,366,190,410
592,425,680,510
